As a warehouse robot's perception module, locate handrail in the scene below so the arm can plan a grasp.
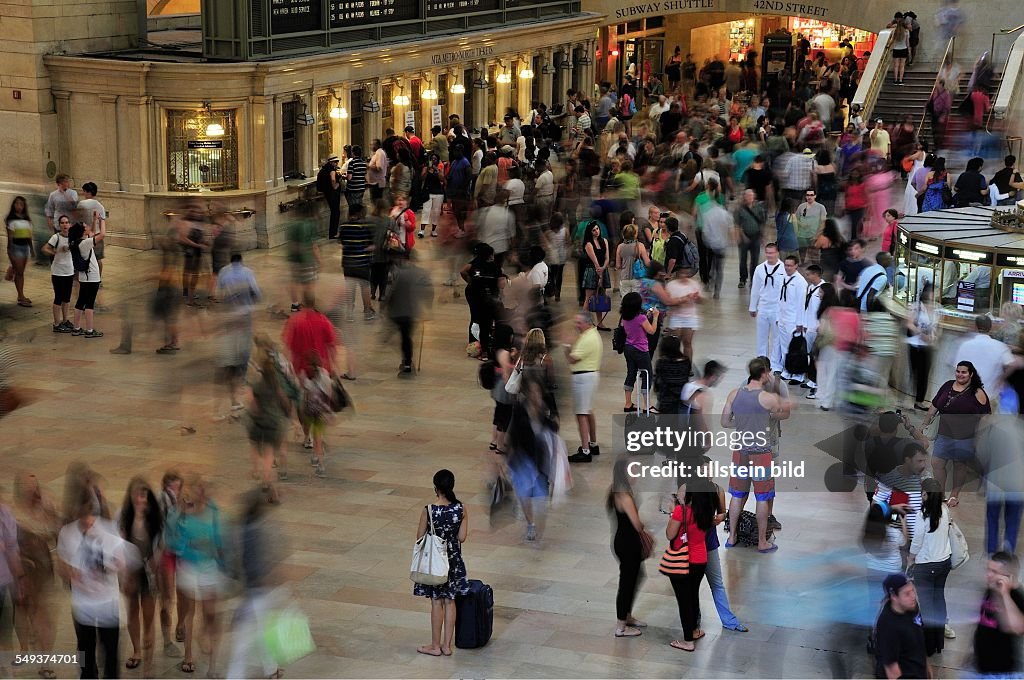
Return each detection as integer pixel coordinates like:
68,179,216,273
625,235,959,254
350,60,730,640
917,36,956,140
988,31,1024,133
851,29,894,122
991,24,1024,63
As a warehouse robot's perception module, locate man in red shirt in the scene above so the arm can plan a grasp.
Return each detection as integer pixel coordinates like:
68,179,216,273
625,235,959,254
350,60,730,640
404,126,424,165
283,292,338,378
969,85,991,156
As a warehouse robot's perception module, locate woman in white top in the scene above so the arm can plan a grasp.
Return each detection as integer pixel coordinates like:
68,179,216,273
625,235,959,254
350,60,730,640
533,160,555,224
908,477,952,657
5,195,34,307
68,218,104,338
42,215,75,332
905,282,939,410
664,266,704,359
543,213,570,302
889,14,911,85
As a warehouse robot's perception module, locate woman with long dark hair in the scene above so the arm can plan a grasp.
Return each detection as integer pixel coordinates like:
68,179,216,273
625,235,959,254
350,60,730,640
582,221,611,329
665,480,716,651
119,477,164,675
922,360,991,505
5,196,34,307
906,283,939,410
608,458,649,638
814,218,846,281
461,242,504,362
619,292,659,412
414,469,470,656
68,218,104,337
920,157,950,212
42,215,74,332
909,477,953,656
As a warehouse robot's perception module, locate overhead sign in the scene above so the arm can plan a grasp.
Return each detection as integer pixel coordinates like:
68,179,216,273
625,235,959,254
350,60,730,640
944,247,993,264
270,0,322,35
188,140,224,149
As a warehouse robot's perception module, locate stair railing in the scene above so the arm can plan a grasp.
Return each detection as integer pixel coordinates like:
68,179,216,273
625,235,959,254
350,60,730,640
917,36,956,140
987,27,1024,133
851,29,894,121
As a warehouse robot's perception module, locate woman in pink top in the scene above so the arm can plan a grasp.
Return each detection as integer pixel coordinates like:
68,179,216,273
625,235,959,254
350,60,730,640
664,481,717,652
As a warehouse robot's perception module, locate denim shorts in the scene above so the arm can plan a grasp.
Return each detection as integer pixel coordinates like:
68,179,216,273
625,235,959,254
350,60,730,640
932,435,975,462
9,243,30,260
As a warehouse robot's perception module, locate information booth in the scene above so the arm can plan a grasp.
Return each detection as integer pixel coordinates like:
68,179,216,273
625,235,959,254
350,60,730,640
893,206,1024,327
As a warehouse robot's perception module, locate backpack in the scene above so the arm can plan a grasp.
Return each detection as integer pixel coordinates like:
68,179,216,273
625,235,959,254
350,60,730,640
478,360,497,390
632,257,647,280
670,232,699,272
620,94,635,117
784,331,809,375
612,319,626,354
70,239,91,273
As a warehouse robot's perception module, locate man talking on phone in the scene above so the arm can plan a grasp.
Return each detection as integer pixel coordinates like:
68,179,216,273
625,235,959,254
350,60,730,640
972,552,1024,676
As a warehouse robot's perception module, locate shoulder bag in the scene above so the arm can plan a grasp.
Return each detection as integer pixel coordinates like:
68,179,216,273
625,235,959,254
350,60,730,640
949,514,970,569
658,506,690,576
504,360,524,395
410,505,450,586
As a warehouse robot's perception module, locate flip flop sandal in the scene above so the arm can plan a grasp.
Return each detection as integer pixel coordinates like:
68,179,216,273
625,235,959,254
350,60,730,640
758,544,779,554
669,640,695,652
614,627,642,637
17,300,32,307
179,661,195,673
489,442,498,450
728,624,750,632
126,658,141,669
692,629,706,640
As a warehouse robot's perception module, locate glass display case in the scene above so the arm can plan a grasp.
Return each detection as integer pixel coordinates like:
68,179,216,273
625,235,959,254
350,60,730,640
893,206,1024,325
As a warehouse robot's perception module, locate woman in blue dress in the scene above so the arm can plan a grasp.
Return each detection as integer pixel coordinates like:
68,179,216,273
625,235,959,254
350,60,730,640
920,157,950,213
414,469,470,656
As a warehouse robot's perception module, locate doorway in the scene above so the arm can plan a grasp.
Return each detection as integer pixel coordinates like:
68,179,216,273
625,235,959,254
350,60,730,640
350,89,365,152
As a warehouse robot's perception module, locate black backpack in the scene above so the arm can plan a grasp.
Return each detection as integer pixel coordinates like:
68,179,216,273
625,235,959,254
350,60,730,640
784,331,809,375
670,232,699,272
612,319,626,354
478,360,497,390
70,239,91,273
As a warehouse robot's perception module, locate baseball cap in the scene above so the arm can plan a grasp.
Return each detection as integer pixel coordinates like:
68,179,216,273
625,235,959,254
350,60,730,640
500,145,515,154
802,148,813,156
327,155,340,162
404,125,415,133
883,573,911,597
876,118,884,123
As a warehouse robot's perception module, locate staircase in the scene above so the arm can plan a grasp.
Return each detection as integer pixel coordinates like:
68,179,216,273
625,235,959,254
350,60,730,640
871,65,1002,148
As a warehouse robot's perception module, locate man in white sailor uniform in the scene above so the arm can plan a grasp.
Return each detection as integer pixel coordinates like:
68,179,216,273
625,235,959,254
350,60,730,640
776,254,808,379
748,242,783,365
797,264,824,396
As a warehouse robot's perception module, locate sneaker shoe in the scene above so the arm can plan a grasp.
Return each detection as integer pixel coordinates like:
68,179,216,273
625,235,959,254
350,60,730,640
944,624,956,639
290,303,300,312
72,327,84,336
60,320,74,330
738,281,746,288
431,231,438,238
417,230,425,238
303,437,313,449
277,471,288,481
526,523,537,541
52,324,64,333
568,449,592,463
400,363,413,374
364,311,376,321
315,464,327,479
84,329,104,338
806,388,818,399
590,444,601,456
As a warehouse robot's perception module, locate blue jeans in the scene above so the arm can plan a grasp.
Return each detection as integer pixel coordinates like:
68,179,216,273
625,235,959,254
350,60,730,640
702,547,742,630
986,498,1024,554
911,557,951,656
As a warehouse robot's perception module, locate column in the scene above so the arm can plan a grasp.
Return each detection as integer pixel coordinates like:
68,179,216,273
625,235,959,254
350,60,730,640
538,48,554,108
123,95,153,193
495,58,510,124
391,77,407,137
366,80,383,144
97,95,120,191
583,39,598,98
272,94,285,188
303,92,316,180
517,54,533,116
472,59,487,134
447,68,463,127
52,90,72,177
334,86,350,150
420,71,436,140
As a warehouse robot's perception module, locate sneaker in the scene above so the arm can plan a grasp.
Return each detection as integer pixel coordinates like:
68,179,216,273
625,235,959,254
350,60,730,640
52,324,63,333
417,230,425,238
60,320,74,330
806,388,818,399
303,437,313,449
738,281,746,288
400,363,413,374
568,448,592,463
590,444,601,457
84,329,104,338
525,523,537,541
431,230,438,238
277,471,288,481
944,624,956,639
364,311,376,321
72,327,84,336
315,464,327,479
290,303,300,312
819,405,830,411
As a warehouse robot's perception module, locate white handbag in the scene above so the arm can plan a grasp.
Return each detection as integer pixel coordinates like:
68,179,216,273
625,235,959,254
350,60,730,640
504,360,523,395
410,505,450,586
949,518,970,570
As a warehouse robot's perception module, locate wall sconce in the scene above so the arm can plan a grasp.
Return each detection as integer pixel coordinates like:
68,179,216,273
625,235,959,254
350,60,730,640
495,60,511,83
577,53,593,66
472,72,488,89
392,83,410,107
610,48,620,57
420,74,438,100
201,101,224,137
361,84,380,113
519,64,534,79
293,95,315,125
328,88,348,119
540,63,555,75
449,72,466,94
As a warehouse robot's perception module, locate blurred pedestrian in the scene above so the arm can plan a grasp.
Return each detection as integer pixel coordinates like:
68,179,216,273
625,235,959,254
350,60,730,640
609,458,649,638
119,477,163,676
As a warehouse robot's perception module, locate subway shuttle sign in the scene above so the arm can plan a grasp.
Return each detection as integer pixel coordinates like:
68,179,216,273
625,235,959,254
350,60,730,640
610,0,831,19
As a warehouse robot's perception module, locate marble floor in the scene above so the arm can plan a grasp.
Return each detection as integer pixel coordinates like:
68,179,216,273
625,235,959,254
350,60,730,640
0,232,995,679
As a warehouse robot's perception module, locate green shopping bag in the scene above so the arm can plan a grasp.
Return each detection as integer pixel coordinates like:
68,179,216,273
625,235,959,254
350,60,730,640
263,606,315,665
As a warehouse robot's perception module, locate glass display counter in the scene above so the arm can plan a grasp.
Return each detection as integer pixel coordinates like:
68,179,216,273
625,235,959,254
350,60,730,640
893,205,1024,326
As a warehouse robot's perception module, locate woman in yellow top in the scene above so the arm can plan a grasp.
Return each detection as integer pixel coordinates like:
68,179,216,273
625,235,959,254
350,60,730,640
5,196,34,307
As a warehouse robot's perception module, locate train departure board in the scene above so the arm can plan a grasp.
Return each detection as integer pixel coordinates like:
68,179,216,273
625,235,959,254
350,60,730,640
330,0,418,28
426,0,501,17
270,0,322,35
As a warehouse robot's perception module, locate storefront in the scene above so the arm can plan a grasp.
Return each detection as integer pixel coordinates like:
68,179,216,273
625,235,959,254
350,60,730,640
893,206,1024,327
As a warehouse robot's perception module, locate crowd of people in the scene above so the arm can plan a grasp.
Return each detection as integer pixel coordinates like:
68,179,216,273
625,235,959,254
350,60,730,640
2,21,1024,675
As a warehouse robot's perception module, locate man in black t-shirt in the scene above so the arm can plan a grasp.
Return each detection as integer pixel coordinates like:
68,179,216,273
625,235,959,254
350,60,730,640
837,238,870,292
875,573,929,679
992,155,1024,206
743,155,775,206
973,552,1024,676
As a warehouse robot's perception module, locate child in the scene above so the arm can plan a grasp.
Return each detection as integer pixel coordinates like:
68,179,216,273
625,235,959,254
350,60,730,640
300,352,334,479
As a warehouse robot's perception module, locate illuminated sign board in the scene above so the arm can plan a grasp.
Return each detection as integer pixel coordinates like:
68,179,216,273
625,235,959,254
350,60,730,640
997,254,1024,267
911,240,940,256
944,247,993,264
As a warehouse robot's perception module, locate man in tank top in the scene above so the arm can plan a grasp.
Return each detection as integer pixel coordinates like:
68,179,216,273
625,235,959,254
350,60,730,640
721,357,791,553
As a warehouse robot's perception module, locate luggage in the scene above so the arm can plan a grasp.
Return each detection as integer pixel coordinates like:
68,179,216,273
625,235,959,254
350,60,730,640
724,510,776,547
784,331,809,376
455,579,494,649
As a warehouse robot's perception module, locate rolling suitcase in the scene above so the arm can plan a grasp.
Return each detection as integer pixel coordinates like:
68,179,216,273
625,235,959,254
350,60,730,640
454,579,494,649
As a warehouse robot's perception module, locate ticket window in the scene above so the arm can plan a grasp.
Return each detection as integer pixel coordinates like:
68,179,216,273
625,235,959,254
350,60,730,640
943,262,992,313
997,272,1024,317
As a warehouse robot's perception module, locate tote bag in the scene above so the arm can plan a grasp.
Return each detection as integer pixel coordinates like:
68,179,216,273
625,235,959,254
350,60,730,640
949,518,970,569
658,506,690,576
504,360,524,395
410,505,450,586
